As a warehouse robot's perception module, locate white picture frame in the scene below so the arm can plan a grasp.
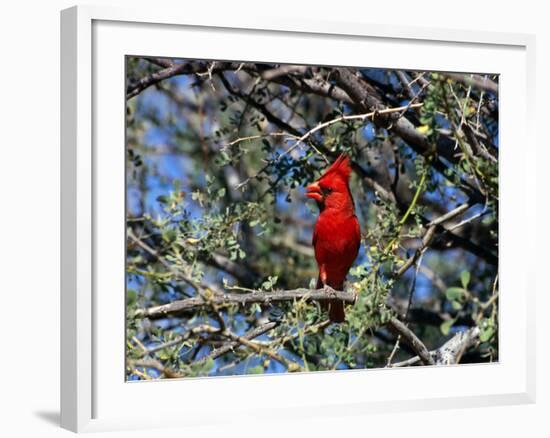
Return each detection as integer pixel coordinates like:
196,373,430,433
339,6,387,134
60,4,536,433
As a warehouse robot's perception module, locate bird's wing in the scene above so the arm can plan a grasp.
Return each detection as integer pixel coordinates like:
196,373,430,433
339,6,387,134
312,223,318,248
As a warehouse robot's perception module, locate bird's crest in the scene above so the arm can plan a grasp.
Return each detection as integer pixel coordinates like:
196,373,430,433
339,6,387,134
319,153,352,182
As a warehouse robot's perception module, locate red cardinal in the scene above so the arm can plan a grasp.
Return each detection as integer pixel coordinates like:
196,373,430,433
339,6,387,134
306,154,361,322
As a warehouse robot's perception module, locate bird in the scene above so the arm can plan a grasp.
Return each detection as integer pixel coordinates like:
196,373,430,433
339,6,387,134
305,154,361,322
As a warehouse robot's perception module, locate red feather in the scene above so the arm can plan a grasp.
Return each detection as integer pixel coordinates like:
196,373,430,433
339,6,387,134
306,154,361,322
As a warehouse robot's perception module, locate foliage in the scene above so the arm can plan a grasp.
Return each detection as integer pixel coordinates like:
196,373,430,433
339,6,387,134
125,58,499,379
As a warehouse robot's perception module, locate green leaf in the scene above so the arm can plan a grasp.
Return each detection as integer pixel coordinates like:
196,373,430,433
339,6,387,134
416,125,430,135
480,319,496,342
162,229,177,243
440,318,456,336
480,327,495,342
446,287,465,301
451,300,462,310
247,365,265,374
201,358,215,373
126,289,137,306
261,275,278,290
460,271,471,289
250,303,262,314
156,195,169,204
157,350,171,360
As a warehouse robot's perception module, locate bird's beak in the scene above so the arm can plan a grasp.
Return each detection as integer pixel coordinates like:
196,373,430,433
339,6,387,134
305,181,323,202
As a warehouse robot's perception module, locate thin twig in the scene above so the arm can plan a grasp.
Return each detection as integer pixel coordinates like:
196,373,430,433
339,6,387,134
444,73,498,94
386,251,426,366
386,317,435,365
128,358,184,379
218,330,303,371
279,103,423,163
192,321,278,366
395,202,474,278
234,103,422,190
138,324,220,358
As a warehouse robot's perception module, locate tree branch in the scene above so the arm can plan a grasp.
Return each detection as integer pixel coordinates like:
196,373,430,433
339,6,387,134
386,317,435,365
128,358,184,379
390,326,481,367
261,65,308,81
126,59,243,99
444,73,498,95
127,62,193,99
133,286,355,320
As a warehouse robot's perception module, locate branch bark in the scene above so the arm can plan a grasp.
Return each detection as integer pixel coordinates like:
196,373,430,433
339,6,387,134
433,326,481,365
390,326,481,367
444,73,498,94
134,286,355,320
127,63,193,99
386,317,435,365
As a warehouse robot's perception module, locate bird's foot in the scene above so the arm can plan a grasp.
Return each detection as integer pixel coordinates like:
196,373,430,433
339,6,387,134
322,284,336,298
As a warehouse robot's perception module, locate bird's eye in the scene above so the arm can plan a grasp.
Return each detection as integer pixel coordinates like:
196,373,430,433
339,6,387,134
322,187,333,196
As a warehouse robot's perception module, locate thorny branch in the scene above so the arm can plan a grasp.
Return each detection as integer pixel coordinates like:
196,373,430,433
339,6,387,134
133,286,356,320
129,320,302,375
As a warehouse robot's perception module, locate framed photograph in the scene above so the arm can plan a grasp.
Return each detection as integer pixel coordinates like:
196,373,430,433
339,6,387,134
61,5,536,433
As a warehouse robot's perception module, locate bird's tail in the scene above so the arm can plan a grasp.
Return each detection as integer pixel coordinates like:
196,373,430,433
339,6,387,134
317,277,346,323
327,301,345,323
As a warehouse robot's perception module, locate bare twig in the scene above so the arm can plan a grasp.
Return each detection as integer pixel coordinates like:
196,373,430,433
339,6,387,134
138,324,220,358
217,329,303,371
396,71,416,100
395,202,473,278
427,202,472,227
444,73,498,95
277,103,423,164
233,103,422,190
447,210,489,232
386,317,435,365
192,322,278,366
128,358,184,379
